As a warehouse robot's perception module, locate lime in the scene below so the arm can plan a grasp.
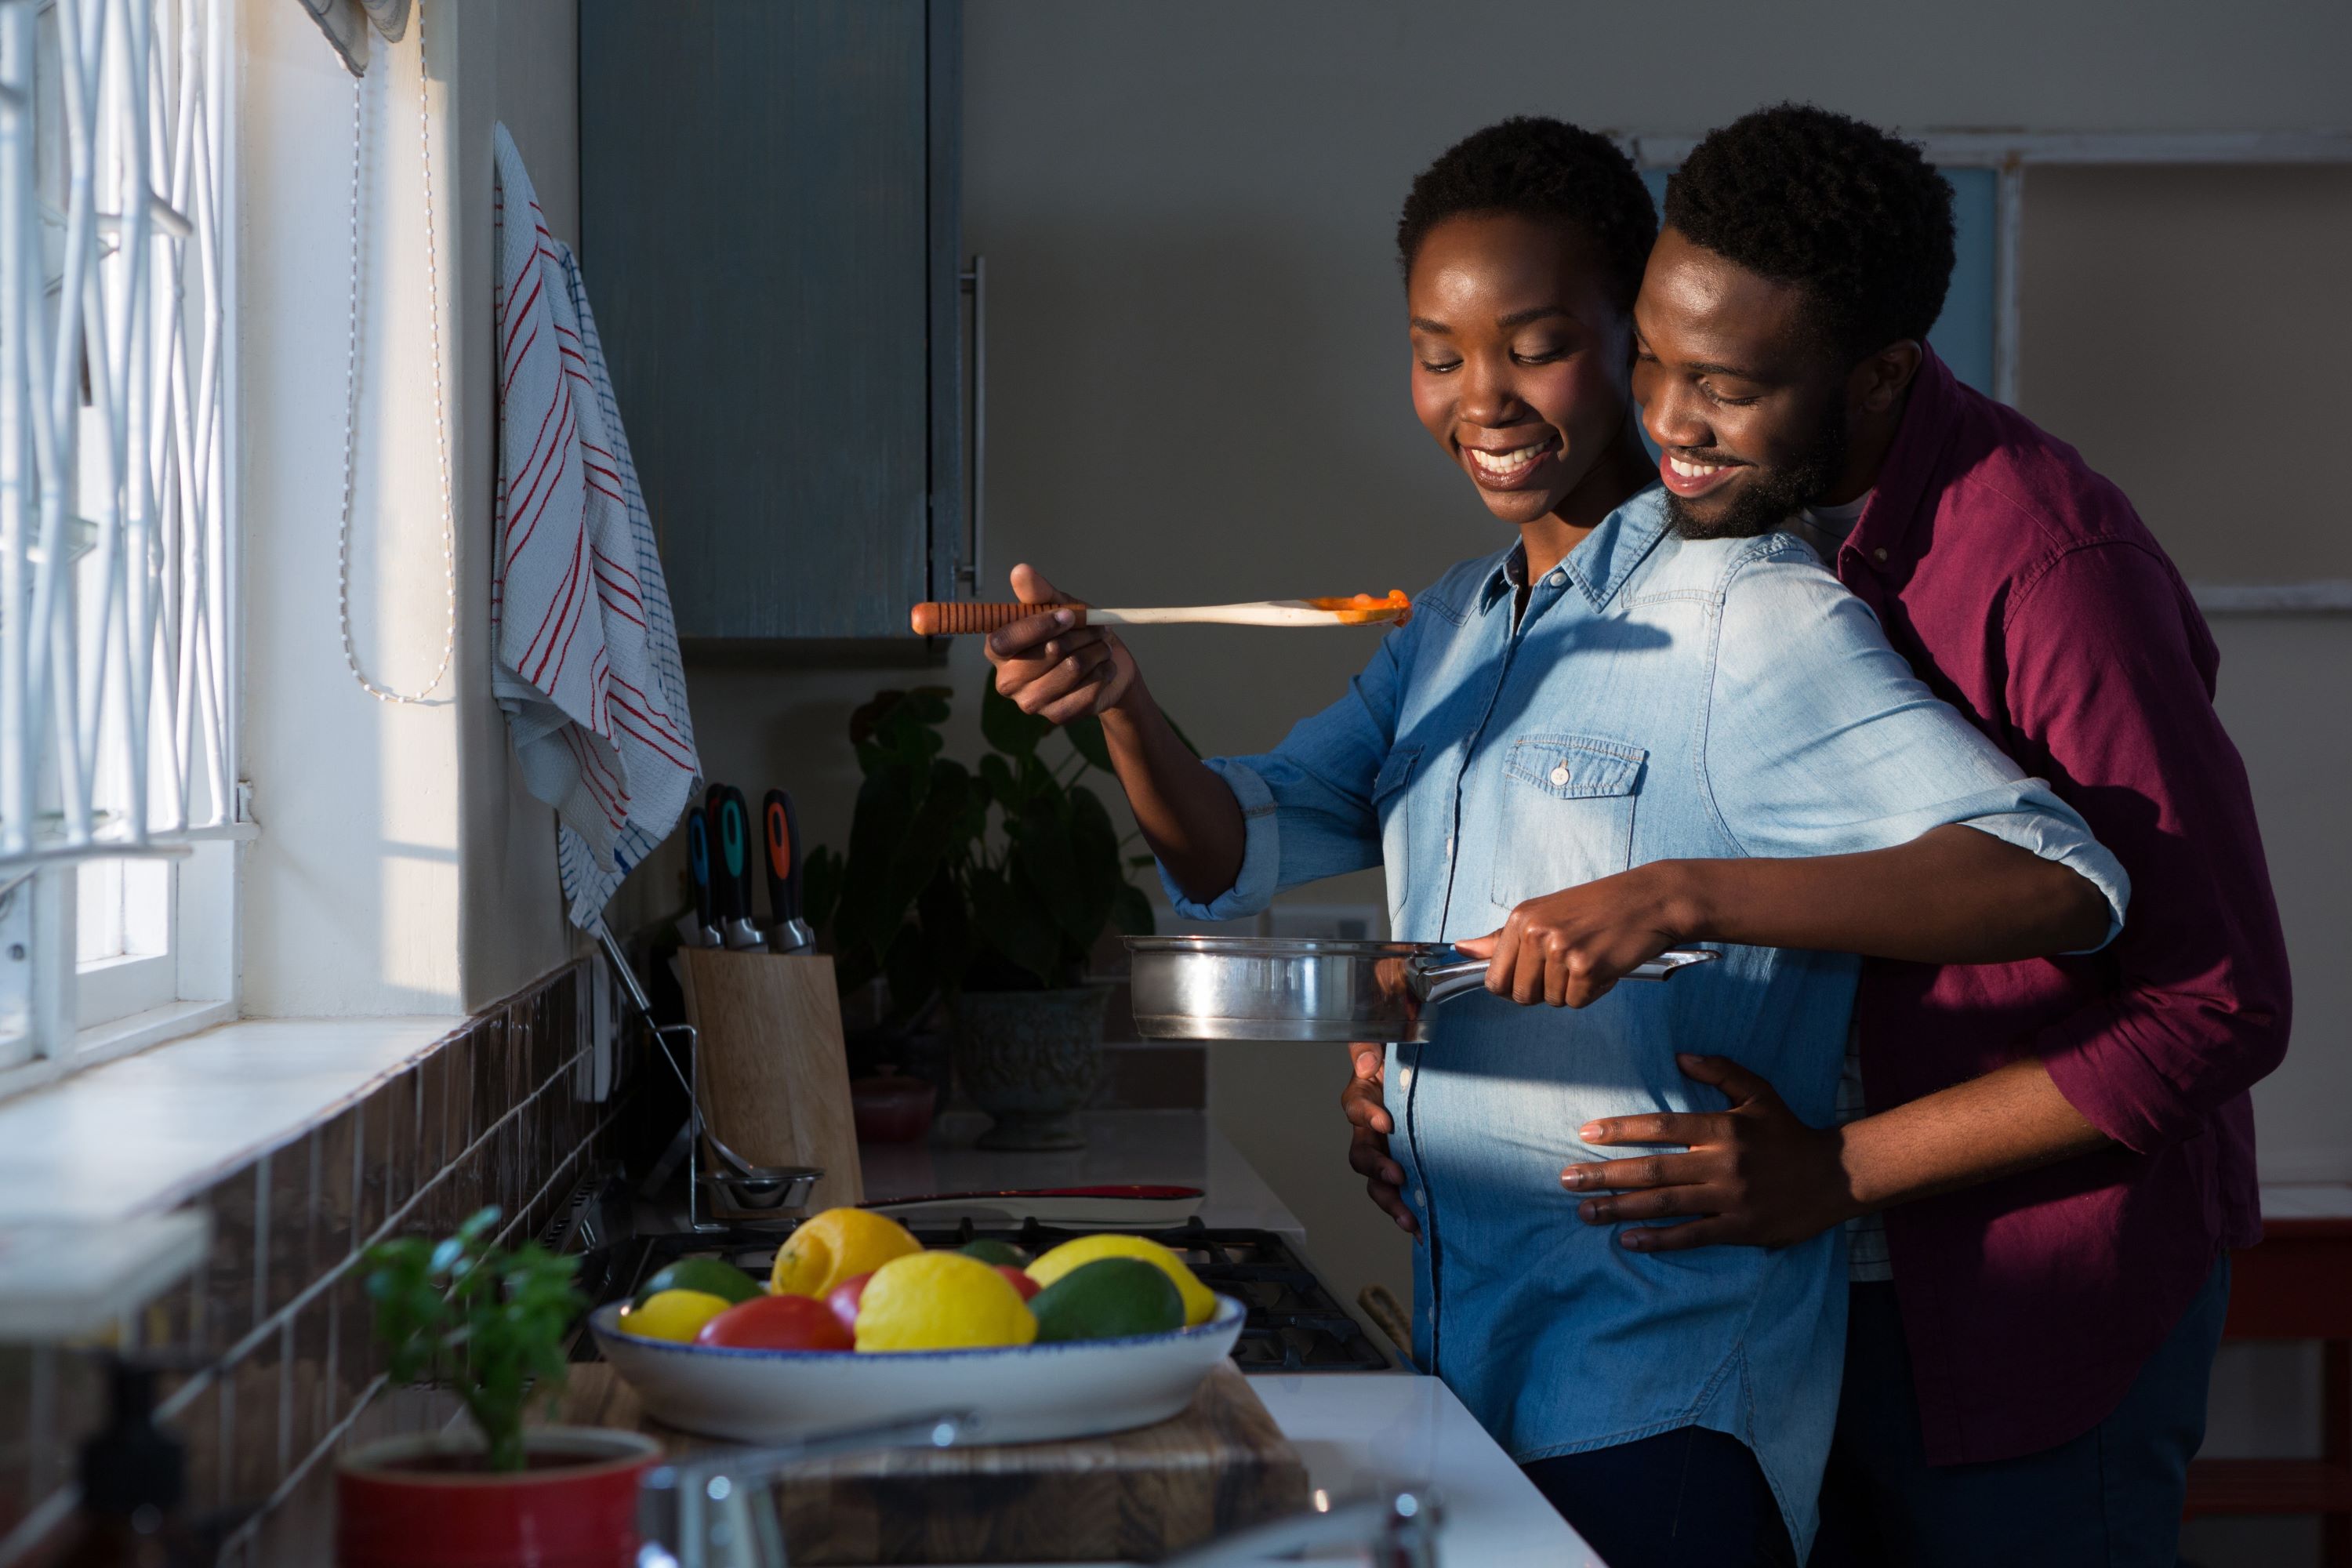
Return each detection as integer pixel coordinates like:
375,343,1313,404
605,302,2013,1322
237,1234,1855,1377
633,1257,762,1310
772,1208,921,1298
1029,1258,1184,1342
958,1239,1030,1269
854,1251,1038,1352
618,1288,732,1344
1026,1234,1217,1327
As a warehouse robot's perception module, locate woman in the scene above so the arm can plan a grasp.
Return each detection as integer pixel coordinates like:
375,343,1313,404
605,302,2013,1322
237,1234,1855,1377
986,119,2125,1566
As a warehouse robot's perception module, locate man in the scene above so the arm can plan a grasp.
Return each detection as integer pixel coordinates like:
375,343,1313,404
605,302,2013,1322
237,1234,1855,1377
1345,103,2290,1566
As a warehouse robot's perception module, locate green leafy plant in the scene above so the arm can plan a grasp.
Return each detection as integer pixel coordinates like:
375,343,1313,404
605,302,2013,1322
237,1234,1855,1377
363,1207,585,1473
801,671,1169,1018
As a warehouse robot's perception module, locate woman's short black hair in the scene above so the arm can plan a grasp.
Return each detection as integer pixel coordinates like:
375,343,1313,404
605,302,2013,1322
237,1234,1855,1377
1396,117,1657,308
1664,103,1956,361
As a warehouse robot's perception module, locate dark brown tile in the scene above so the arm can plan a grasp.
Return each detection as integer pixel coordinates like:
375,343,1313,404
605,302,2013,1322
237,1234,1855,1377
202,1163,260,1359
358,1076,394,1245
327,1259,376,1430
508,996,533,1112
287,1286,332,1468
313,1106,359,1283
441,1025,477,1156
226,1325,285,1508
265,1138,310,1322
495,1116,524,1224
419,1041,452,1178
472,1015,506,1133
386,1066,425,1229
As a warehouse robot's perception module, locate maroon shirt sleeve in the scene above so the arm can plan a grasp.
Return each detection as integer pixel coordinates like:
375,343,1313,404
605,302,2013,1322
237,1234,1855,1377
2004,539,2292,1152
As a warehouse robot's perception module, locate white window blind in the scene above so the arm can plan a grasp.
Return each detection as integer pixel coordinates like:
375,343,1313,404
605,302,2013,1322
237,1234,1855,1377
0,0,241,1073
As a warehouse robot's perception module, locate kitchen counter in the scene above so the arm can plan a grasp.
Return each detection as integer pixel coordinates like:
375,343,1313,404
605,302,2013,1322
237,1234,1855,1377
1246,1371,1590,1566
858,1108,1306,1238
858,1109,1588,1564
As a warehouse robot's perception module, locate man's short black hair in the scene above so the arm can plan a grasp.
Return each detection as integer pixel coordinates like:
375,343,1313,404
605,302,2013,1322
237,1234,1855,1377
1664,103,1956,361
1396,117,1657,309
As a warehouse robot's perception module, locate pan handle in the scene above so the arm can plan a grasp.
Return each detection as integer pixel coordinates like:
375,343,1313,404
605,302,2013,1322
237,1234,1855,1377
1412,946,1719,1006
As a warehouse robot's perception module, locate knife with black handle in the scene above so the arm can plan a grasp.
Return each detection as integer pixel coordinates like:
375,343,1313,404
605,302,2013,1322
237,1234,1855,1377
684,805,720,948
710,784,765,950
764,788,815,953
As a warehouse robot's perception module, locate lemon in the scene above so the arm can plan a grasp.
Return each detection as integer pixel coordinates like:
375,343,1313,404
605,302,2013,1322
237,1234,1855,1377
619,1288,732,1343
771,1207,921,1298
854,1251,1038,1352
1026,1235,1217,1327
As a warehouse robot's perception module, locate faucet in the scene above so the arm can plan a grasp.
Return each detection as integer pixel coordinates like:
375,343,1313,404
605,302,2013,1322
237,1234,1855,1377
1160,1488,1443,1568
633,1411,972,1568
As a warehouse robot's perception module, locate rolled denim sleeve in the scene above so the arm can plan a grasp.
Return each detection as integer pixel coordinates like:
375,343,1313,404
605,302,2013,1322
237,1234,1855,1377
1160,621,1414,922
1700,543,2130,946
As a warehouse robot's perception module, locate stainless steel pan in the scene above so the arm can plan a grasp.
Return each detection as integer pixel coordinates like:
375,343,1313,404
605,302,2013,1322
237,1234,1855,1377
1124,936,1718,1044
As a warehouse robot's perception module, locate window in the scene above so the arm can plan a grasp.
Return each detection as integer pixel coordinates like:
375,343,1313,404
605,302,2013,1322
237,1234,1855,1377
0,0,244,1087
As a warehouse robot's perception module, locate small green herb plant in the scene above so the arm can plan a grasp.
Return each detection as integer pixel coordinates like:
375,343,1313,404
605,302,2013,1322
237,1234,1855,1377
363,1207,585,1472
801,670,1173,1018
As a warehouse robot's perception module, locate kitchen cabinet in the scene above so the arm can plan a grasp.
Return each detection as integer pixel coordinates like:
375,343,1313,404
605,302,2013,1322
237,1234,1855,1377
579,0,963,641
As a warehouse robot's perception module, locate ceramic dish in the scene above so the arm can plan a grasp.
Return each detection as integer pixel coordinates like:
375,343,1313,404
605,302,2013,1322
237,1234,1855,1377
588,1294,1247,1445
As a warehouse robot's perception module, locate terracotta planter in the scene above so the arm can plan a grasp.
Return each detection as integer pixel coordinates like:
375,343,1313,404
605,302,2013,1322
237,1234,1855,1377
952,986,1111,1151
336,1426,661,1568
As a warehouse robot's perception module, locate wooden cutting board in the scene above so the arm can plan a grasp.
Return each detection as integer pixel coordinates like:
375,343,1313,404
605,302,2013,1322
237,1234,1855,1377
560,1359,1311,1563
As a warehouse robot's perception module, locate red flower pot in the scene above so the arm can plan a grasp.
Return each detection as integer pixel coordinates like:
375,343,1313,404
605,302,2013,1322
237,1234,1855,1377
336,1427,661,1568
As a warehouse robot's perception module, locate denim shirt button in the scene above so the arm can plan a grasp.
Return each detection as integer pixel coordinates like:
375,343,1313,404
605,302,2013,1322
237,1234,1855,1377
1549,763,1570,786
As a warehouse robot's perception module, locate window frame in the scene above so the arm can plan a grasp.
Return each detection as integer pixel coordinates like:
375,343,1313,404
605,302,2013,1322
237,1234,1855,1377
0,0,249,1097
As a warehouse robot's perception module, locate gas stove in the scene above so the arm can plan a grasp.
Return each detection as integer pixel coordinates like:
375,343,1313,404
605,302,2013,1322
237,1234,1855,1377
568,1207,1392,1374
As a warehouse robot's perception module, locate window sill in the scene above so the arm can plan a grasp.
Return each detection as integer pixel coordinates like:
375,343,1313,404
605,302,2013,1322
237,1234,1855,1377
0,1014,456,1228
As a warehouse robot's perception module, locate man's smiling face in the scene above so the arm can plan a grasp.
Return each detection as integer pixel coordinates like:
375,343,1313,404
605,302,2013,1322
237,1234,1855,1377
1630,227,1854,539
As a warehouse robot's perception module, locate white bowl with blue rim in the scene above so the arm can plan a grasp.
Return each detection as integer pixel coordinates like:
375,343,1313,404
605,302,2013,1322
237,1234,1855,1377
587,1294,1247,1445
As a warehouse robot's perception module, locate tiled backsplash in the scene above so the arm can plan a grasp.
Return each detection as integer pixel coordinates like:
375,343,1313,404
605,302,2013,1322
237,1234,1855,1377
0,956,655,1564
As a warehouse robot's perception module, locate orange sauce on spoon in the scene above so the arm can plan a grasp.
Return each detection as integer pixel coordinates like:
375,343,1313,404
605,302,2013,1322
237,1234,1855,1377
1305,589,1413,626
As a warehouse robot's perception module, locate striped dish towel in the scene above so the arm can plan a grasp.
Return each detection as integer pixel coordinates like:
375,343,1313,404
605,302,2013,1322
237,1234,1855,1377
492,123,699,928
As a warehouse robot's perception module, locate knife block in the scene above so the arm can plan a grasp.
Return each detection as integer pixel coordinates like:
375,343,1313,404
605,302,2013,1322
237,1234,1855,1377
677,947,863,1210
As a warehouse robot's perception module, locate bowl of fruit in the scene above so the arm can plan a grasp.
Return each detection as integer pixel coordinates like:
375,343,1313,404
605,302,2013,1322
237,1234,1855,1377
590,1208,1247,1444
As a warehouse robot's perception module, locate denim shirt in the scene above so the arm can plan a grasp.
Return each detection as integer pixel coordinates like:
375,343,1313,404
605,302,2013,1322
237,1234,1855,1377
1163,485,2129,1557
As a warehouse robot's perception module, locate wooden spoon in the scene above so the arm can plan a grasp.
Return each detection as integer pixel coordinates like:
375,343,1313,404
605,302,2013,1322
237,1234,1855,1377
910,592,1410,635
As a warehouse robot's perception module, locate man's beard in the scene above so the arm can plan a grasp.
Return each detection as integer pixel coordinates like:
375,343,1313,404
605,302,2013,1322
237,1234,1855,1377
1664,403,1848,542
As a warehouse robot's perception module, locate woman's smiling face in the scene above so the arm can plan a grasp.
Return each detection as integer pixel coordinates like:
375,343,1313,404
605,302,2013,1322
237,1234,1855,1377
1406,211,1636,530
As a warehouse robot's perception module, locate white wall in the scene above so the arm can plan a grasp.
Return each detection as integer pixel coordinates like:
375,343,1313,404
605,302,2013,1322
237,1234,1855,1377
238,0,577,1018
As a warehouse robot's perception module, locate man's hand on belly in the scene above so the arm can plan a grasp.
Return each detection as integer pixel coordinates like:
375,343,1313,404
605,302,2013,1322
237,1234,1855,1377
1340,1043,1421,1238
1559,1054,1860,1250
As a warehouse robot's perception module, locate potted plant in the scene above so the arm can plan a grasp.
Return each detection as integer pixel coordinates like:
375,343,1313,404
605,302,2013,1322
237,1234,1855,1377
336,1207,660,1568
803,671,1166,1149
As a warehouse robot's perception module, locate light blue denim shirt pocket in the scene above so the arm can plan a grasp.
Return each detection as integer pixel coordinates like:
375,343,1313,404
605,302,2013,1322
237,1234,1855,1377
1490,734,1646,912
1371,745,1421,926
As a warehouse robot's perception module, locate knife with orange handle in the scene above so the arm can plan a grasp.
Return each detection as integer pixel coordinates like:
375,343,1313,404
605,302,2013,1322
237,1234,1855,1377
764,789,815,954
909,590,1412,636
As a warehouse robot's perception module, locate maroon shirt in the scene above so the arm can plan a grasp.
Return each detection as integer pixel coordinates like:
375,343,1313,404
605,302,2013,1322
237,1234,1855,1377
1835,349,2292,1465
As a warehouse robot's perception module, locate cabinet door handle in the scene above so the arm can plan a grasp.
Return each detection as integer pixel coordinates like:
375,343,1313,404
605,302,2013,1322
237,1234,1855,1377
958,254,987,596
